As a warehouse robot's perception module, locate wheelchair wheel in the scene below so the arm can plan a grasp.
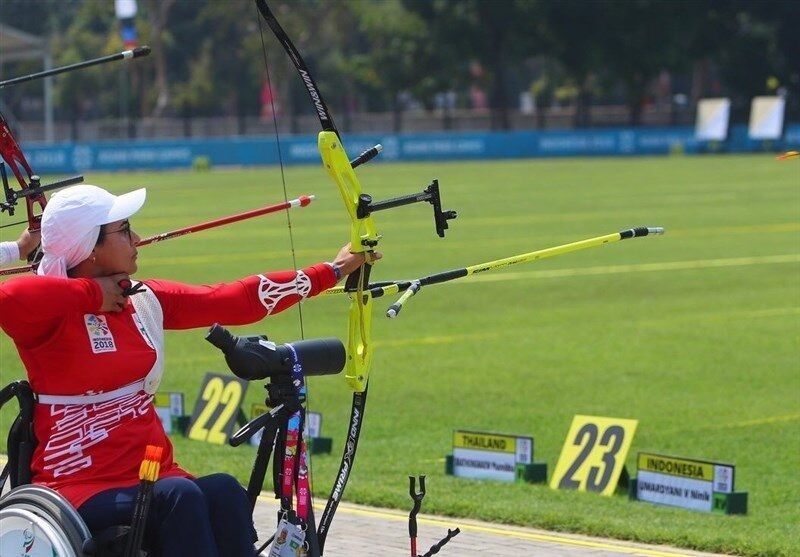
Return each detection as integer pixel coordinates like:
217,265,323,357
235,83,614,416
0,484,91,556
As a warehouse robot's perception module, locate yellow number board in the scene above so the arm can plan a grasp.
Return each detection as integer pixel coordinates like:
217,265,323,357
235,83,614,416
550,415,637,496
187,373,247,445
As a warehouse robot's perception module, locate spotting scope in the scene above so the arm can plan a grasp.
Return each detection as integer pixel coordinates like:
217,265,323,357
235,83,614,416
205,323,345,380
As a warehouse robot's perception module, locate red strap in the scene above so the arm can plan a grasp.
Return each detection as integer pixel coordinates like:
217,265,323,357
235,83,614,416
281,411,311,522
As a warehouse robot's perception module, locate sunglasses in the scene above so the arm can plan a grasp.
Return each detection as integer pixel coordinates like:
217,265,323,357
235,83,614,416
105,222,133,242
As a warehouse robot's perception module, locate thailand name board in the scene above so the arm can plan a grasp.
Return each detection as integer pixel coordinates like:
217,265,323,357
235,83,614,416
636,452,735,512
452,430,532,482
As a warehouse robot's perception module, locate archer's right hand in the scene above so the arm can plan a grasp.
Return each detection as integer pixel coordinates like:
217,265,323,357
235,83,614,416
93,274,129,312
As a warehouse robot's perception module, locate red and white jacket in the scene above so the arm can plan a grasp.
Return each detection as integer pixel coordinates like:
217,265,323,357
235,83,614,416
0,264,336,509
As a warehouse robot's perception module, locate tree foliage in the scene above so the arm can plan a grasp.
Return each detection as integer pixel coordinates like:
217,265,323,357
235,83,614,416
0,0,796,128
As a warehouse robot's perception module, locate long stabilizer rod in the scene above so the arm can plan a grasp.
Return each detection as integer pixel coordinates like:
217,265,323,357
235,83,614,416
0,47,151,89
324,226,665,316
383,226,664,316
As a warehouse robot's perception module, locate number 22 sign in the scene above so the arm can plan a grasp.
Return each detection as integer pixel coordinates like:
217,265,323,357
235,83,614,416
187,373,248,445
550,415,637,496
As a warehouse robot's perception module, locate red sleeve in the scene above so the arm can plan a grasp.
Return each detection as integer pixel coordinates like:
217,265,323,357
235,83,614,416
0,275,102,343
149,262,337,330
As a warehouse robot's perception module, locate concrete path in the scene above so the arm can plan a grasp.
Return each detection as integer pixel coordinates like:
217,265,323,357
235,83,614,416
253,496,727,557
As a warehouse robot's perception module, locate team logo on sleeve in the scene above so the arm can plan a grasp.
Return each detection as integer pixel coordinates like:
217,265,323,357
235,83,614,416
257,272,312,314
84,314,117,353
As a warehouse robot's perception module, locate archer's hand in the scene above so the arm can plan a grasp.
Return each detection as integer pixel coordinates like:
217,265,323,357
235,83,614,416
16,228,41,260
332,243,382,281
93,274,130,312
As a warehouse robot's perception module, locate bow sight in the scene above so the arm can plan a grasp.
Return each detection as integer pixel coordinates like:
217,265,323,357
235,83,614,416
349,144,457,241
0,162,83,218
355,177,457,241
0,114,84,220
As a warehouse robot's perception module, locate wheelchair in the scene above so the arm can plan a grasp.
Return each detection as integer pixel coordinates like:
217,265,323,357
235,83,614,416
0,381,141,557
1,326,343,556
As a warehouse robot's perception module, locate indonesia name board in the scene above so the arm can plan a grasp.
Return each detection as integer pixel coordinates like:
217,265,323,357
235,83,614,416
635,452,734,512
452,430,532,482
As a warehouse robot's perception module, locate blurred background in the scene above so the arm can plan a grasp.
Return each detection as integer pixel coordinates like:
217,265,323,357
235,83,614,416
0,0,797,145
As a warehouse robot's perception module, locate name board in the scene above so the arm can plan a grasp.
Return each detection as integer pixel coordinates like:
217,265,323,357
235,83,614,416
154,392,184,434
451,430,532,482
635,452,736,513
249,403,322,447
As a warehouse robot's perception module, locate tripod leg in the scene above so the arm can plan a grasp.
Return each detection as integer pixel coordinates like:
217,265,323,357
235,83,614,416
247,414,281,509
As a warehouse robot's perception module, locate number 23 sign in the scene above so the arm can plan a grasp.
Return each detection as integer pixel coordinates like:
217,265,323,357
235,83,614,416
550,415,637,496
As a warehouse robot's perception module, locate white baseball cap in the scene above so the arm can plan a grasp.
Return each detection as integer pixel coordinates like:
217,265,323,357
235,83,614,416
38,185,146,277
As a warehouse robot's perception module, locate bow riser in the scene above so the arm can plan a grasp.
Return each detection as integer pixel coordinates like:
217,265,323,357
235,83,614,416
318,132,380,253
319,131,378,392
0,114,47,265
23,194,46,233
346,293,373,392
0,115,35,193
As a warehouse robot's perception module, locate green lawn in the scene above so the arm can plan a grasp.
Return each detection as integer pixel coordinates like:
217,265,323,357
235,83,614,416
1,154,798,556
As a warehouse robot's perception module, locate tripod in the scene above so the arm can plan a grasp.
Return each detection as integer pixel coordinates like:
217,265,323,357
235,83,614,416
230,373,320,557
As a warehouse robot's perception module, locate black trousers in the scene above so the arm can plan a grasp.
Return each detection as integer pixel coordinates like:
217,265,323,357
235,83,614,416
78,473,257,557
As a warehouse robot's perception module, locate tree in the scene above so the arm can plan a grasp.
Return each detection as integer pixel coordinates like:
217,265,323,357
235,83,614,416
348,0,435,131
401,0,544,130
592,1,689,126
538,1,607,127
141,0,177,118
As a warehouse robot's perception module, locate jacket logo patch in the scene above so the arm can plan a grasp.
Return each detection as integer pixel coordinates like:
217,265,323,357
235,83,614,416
84,314,116,353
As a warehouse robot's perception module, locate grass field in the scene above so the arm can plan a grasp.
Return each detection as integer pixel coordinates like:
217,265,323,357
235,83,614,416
1,154,798,556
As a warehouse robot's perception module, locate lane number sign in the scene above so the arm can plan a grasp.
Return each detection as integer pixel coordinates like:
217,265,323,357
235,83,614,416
550,415,637,496
187,373,248,445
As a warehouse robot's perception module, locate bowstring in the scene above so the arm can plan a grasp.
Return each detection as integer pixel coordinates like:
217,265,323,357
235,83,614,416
0,219,26,229
255,3,314,524
256,8,305,341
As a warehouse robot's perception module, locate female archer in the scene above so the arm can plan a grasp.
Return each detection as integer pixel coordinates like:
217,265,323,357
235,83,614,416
0,184,376,557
